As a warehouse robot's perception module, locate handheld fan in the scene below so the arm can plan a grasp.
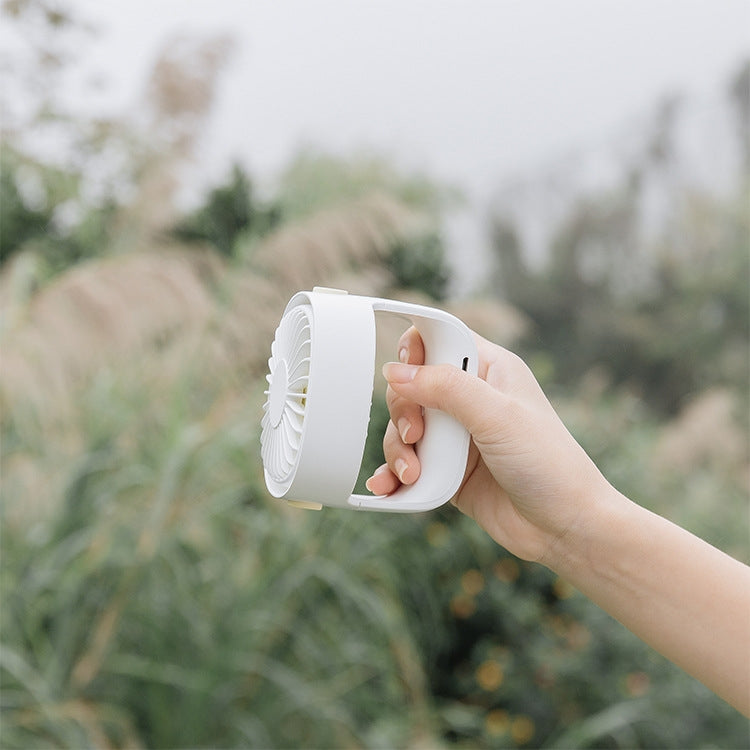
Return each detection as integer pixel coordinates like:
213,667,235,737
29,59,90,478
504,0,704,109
260,287,478,512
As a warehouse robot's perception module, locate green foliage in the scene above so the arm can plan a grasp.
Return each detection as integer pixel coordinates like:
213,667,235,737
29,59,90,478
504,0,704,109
4,369,746,749
386,502,746,749
171,163,281,257
0,145,115,275
490,62,750,416
0,372,431,748
492,186,750,415
389,231,450,301
0,148,53,264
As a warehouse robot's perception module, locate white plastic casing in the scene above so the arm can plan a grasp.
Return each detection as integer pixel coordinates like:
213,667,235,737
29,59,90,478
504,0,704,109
261,288,478,513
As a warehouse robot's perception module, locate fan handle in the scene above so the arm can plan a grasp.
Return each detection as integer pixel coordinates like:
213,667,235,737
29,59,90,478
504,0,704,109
348,296,478,513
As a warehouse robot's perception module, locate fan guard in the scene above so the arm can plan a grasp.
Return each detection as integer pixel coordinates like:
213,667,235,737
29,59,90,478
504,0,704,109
260,304,312,484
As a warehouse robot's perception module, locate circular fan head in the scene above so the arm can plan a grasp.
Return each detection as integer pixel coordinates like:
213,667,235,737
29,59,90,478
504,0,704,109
261,304,312,487
261,290,376,507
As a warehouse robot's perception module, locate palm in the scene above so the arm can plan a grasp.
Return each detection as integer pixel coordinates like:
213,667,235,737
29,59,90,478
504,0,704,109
454,441,550,563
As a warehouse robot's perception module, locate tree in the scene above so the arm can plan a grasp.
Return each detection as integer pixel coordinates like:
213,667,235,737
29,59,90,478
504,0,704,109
171,163,281,258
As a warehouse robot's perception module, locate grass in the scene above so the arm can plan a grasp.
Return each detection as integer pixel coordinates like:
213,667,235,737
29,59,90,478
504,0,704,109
1,235,747,747
1,349,449,747
3,338,748,748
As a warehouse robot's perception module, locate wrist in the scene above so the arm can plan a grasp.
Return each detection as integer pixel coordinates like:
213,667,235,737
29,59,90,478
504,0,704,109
539,478,633,581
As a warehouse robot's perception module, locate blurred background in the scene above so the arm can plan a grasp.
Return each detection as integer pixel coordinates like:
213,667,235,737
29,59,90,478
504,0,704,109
1,1,748,747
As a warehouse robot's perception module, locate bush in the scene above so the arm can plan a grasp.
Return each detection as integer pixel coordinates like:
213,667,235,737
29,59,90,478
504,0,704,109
0,146,116,276
171,163,282,258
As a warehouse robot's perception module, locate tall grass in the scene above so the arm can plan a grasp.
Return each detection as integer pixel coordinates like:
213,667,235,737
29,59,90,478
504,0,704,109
0,358,441,747
3,344,747,748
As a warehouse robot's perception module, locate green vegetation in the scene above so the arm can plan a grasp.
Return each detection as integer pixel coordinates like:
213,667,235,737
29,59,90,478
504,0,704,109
1,6,747,747
491,185,749,416
171,164,282,258
0,144,118,277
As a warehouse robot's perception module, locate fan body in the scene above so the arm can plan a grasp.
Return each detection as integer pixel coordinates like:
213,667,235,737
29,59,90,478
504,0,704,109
261,288,478,512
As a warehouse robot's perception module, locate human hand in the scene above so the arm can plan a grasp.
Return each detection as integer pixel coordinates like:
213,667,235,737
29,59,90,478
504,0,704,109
365,327,613,566
366,328,750,715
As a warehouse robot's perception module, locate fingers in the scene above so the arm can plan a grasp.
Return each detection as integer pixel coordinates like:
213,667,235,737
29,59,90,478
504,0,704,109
365,324,536,498
364,463,400,495
382,417,420,484
365,327,425,495
385,387,424,446
386,326,426,445
366,326,507,496
364,421,421,495
382,361,506,443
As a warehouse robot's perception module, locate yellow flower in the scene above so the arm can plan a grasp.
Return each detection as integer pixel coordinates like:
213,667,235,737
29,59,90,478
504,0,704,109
449,594,476,619
426,521,449,547
510,715,535,746
485,709,509,737
476,660,504,691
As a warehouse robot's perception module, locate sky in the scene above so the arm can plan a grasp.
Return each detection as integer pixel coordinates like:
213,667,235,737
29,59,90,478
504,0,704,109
17,1,750,291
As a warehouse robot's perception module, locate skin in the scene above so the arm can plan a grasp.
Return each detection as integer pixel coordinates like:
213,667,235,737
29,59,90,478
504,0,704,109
366,327,750,715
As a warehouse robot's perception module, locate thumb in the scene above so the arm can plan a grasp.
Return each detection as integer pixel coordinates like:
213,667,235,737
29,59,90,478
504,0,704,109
382,362,505,441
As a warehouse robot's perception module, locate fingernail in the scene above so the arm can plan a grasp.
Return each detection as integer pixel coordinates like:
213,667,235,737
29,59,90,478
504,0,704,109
365,464,389,493
398,417,411,443
399,346,409,363
383,362,418,383
395,458,409,483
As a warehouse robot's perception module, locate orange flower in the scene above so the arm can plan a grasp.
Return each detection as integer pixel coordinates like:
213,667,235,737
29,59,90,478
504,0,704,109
450,594,476,619
461,569,485,596
476,660,504,691
510,715,535,746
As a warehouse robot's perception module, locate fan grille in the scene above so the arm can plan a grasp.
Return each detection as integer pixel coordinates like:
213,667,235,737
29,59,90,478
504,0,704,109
261,304,312,484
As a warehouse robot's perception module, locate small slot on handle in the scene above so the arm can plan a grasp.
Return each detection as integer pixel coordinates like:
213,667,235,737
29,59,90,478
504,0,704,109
461,356,469,371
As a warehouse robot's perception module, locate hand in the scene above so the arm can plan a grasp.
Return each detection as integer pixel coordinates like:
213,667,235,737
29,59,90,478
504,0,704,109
366,327,613,565
367,327,750,715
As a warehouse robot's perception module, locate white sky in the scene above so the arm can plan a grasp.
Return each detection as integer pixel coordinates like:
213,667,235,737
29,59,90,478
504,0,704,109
65,1,749,184
17,1,750,290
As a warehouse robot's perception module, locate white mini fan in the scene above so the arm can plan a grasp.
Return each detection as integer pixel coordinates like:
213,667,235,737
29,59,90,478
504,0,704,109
261,287,478,512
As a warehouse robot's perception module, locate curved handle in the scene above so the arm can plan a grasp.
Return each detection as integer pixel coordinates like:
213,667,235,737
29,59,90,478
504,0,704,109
349,297,478,513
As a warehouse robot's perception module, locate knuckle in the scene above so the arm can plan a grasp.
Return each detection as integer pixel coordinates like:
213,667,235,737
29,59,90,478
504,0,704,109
385,385,399,412
426,364,465,409
398,327,415,349
399,327,425,362
382,420,401,454
383,437,407,468
386,384,421,421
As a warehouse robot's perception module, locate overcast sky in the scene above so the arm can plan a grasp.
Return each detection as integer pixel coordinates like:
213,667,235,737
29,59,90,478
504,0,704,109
38,1,750,290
